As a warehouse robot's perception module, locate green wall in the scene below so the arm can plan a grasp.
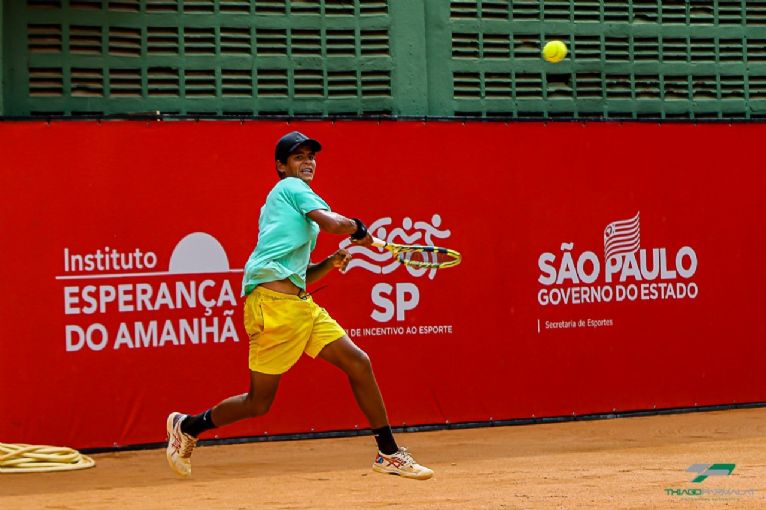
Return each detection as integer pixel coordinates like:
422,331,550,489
6,0,406,117
4,0,766,119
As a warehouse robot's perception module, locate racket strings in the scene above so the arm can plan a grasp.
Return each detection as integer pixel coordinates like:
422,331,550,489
373,237,461,270
397,249,460,269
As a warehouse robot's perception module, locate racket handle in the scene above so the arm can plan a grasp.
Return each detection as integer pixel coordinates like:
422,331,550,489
371,236,387,248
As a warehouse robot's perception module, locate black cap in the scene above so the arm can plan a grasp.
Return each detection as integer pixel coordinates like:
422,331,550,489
274,131,322,163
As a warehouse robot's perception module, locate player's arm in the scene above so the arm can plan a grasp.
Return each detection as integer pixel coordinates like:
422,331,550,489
306,250,352,284
305,209,371,282
306,209,373,245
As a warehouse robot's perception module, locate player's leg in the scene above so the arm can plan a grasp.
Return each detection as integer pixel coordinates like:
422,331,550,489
316,336,389,427
208,370,282,426
166,370,281,477
167,287,311,477
317,336,433,480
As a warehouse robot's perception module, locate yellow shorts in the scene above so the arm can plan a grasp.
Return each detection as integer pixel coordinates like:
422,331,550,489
244,286,346,374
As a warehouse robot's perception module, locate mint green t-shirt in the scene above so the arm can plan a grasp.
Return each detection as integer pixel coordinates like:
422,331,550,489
242,177,330,295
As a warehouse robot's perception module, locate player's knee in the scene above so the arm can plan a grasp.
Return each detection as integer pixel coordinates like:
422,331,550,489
347,349,373,379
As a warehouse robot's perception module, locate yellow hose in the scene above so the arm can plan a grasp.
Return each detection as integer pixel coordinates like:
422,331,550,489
0,443,95,473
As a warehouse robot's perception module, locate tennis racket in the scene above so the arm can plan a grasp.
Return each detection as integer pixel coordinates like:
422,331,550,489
371,237,462,269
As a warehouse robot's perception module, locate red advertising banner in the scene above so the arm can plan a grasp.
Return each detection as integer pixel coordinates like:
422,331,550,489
1,120,764,449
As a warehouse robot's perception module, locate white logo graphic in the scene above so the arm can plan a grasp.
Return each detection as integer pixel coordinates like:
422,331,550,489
58,232,242,353
604,211,640,261
537,212,699,306
340,215,455,336
339,214,451,280
169,232,231,274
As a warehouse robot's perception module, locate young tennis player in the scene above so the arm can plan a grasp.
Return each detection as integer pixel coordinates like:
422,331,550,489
166,131,433,480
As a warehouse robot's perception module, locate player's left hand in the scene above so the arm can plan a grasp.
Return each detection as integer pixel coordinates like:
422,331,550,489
329,249,352,272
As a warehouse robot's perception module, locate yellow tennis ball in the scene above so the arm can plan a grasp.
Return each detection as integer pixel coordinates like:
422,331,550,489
542,40,568,63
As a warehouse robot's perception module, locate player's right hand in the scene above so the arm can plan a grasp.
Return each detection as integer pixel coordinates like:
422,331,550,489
350,232,374,247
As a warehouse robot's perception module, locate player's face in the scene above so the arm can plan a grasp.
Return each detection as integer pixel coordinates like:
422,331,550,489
278,145,316,183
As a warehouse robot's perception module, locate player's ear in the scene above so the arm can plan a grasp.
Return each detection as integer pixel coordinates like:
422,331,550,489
275,160,286,179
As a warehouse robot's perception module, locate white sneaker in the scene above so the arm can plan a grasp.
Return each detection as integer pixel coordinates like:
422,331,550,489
166,412,197,477
372,447,434,480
